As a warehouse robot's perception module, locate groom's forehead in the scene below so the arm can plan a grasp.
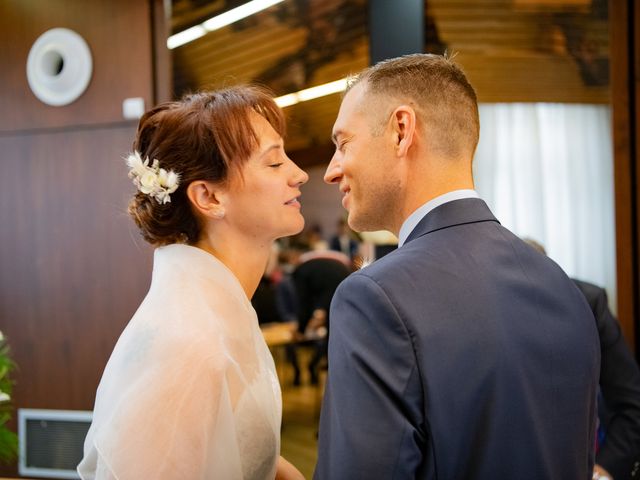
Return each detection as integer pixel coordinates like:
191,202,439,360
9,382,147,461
341,82,368,113
333,85,369,132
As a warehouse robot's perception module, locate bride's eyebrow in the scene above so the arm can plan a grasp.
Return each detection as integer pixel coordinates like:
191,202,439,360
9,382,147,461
258,143,282,159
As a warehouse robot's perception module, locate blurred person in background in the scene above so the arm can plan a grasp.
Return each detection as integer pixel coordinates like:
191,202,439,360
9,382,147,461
329,217,360,260
525,238,640,480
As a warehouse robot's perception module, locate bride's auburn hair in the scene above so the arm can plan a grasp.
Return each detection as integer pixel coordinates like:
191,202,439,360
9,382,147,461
128,86,285,246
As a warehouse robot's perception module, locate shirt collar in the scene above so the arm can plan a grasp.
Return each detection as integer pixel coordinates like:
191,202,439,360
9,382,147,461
398,189,480,247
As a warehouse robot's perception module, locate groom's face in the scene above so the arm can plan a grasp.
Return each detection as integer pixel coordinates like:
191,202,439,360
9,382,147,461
324,83,401,233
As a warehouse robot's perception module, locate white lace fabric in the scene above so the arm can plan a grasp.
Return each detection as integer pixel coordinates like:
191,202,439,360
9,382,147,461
78,244,282,480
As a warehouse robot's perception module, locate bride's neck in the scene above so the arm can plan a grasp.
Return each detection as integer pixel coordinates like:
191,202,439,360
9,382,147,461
194,228,271,300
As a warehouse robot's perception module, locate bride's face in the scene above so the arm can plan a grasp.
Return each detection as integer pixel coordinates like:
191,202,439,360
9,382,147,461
223,112,309,241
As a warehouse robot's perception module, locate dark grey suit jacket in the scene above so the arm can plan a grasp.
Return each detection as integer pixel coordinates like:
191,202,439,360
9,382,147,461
315,198,600,480
573,279,640,480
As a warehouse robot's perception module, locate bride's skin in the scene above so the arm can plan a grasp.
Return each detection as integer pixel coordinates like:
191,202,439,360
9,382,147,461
188,111,308,480
276,456,306,480
188,111,308,299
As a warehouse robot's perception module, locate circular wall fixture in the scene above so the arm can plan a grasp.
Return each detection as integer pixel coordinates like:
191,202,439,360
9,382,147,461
26,28,93,106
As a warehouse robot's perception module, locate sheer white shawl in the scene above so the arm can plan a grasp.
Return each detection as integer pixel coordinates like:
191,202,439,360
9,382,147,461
78,244,282,480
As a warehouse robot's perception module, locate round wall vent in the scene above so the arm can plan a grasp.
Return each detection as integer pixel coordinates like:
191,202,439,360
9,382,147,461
26,28,93,106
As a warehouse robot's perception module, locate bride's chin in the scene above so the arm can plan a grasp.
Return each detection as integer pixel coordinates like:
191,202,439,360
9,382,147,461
280,218,305,238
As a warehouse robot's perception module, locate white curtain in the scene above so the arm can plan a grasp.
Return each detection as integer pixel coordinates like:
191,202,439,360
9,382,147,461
473,103,617,312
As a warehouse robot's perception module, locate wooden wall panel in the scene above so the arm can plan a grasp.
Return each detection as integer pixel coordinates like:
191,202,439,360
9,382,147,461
634,0,640,354
610,0,639,352
152,0,173,103
629,2,640,348
0,0,166,475
0,127,154,409
0,0,155,132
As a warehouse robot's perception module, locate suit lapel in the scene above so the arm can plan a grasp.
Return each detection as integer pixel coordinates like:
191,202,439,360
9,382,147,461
404,198,500,244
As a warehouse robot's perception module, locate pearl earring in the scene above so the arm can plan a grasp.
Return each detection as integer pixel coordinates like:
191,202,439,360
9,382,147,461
212,209,225,219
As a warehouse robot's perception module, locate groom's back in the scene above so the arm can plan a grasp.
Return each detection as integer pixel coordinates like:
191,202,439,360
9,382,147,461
366,219,600,478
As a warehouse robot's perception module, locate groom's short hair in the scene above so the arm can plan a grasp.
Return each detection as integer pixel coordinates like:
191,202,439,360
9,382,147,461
349,53,480,160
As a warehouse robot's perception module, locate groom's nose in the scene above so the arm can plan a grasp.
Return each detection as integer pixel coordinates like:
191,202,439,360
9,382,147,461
324,153,342,184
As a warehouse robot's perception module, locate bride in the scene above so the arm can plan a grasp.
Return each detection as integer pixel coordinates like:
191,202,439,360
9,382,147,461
78,86,308,479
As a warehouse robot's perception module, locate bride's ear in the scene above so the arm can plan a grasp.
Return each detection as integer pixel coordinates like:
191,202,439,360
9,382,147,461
186,180,227,220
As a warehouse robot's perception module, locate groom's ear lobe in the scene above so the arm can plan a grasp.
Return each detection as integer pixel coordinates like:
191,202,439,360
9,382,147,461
391,105,416,157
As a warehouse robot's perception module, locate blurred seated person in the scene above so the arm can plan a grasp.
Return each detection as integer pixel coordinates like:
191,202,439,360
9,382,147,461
253,244,287,325
292,248,351,385
252,276,283,325
274,248,304,385
329,217,359,260
525,239,640,480
274,248,300,324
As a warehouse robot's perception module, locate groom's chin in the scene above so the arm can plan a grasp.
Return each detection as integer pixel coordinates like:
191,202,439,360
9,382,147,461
347,211,379,234
347,220,371,235
345,214,360,232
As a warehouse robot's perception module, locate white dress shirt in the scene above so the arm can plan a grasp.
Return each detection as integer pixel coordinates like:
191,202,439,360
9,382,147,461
398,189,480,247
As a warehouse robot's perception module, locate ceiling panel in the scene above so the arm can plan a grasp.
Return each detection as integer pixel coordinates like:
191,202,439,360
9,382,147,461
170,0,609,162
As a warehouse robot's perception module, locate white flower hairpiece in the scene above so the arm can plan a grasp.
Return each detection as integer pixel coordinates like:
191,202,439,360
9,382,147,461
126,151,180,205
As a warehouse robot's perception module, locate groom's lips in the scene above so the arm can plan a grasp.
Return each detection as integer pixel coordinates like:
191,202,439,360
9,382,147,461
285,194,302,208
340,185,351,209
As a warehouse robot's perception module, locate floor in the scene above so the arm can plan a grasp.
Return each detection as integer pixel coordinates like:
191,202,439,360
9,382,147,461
278,348,322,479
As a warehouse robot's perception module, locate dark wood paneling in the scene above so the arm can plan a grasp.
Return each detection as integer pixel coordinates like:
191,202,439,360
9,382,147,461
0,126,153,410
0,0,155,132
635,0,640,354
0,0,168,475
153,0,173,102
0,127,154,478
610,0,638,351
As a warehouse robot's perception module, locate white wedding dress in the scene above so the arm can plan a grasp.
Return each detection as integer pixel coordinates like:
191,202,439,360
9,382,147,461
78,244,282,480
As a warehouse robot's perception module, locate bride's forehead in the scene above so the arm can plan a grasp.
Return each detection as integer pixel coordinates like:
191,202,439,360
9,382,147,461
251,114,282,145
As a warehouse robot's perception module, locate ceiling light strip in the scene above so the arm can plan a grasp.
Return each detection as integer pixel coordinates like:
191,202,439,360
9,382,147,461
168,0,285,49
167,26,206,49
274,78,348,108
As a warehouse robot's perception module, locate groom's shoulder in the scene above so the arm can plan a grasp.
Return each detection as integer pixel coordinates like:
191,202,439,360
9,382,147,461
341,245,419,293
362,240,428,274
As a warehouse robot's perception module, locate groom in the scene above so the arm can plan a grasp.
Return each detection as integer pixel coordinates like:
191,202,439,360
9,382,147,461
314,54,600,479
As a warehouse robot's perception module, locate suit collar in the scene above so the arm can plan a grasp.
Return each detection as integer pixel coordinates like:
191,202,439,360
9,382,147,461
404,198,500,244
398,189,479,246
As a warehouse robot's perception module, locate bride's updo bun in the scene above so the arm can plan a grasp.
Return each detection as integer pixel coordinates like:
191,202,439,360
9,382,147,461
127,86,285,246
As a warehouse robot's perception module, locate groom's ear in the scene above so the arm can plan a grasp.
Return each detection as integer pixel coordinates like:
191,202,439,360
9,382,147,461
390,105,416,158
186,180,227,219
